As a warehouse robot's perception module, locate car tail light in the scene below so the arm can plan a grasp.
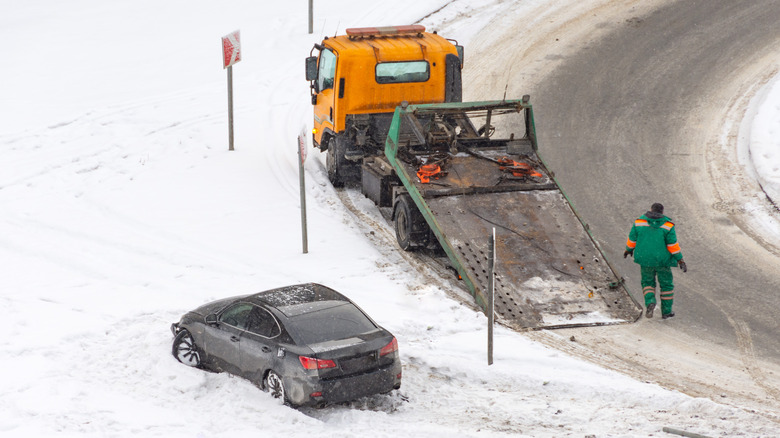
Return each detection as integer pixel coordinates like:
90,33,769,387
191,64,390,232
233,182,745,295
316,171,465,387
299,355,337,370
379,337,398,357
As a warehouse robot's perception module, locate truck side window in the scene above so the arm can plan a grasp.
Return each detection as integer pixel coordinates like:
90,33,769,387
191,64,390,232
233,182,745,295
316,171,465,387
376,61,430,84
318,49,337,91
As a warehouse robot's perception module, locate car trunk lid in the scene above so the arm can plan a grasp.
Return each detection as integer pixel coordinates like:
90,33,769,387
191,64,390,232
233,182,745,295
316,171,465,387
309,330,395,378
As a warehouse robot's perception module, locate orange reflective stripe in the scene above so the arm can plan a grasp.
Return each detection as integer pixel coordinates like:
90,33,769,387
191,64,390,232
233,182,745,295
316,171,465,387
626,239,636,249
667,242,681,254
635,219,649,227
643,287,655,295
661,221,674,230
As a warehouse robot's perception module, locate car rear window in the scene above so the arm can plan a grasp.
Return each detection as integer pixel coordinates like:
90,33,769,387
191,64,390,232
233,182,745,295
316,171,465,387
286,302,377,345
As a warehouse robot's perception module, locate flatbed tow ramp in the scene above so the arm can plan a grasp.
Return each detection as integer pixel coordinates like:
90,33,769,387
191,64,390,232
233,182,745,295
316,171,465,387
380,100,642,329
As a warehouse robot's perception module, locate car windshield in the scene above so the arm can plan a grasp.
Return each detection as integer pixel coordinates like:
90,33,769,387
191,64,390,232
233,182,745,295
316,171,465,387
286,302,377,345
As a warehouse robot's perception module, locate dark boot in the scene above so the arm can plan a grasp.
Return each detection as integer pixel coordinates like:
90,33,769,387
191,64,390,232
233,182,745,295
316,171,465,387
645,303,655,318
662,312,675,319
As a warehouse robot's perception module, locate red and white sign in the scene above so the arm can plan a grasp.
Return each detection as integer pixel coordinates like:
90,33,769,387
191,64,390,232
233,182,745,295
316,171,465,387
221,30,241,69
298,127,308,164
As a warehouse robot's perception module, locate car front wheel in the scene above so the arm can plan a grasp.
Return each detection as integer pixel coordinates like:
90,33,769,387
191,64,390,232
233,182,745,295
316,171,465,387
172,329,201,367
265,370,286,403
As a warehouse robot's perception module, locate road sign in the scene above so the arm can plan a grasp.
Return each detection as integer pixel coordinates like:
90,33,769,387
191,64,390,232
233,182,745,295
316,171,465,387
222,30,241,69
221,30,241,151
298,127,308,164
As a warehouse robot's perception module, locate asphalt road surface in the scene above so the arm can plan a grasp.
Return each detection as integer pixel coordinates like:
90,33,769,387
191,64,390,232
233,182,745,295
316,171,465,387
461,0,780,414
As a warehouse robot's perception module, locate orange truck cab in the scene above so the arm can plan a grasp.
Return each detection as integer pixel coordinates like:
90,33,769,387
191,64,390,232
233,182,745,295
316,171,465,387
305,25,463,186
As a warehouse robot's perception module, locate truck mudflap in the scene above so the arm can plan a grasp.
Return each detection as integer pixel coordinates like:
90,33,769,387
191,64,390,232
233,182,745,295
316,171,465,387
385,100,642,329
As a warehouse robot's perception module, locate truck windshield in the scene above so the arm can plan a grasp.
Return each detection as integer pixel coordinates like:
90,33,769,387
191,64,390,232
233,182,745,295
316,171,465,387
318,49,337,91
376,61,429,84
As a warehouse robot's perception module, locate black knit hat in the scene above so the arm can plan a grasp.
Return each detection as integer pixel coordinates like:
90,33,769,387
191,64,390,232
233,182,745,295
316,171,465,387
651,203,664,214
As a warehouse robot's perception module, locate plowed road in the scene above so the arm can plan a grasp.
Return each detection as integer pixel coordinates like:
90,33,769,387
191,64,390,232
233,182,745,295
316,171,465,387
462,0,780,416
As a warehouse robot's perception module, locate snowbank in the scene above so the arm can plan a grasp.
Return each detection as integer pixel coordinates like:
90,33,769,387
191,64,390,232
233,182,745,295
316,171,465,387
748,74,780,204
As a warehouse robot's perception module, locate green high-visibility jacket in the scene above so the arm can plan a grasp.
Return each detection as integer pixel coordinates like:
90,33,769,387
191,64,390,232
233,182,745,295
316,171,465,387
625,213,683,267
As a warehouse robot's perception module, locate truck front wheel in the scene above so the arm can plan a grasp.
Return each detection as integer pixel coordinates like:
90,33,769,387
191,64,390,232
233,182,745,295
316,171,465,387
394,195,429,251
326,136,345,187
326,136,361,187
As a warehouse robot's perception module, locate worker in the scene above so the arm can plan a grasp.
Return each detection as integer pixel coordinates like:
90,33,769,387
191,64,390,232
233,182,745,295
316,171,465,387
623,203,687,319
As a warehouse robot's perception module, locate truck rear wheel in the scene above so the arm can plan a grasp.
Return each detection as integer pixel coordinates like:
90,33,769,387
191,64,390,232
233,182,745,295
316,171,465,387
394,195,430,251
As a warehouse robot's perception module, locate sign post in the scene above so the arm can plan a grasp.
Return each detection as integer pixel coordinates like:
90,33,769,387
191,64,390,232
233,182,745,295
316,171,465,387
298,127,309,254
488,227,496,365
221,30,241,151
308,0,313,34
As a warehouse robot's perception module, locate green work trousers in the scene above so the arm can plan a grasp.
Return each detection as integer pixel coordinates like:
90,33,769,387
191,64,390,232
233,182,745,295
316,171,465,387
640,265,675,315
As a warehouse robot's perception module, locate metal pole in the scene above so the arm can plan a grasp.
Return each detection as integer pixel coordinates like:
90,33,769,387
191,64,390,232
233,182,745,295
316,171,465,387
308,0,313,34
487,227,495,365
298,136,308,254
227,65,234,151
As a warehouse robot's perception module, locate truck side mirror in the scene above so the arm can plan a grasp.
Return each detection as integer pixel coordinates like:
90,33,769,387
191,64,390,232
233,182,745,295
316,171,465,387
305,56,318,81
455,45,465,68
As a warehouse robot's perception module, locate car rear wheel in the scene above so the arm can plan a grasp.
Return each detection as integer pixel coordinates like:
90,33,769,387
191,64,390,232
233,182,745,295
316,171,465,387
172,330,201,367
265,370,286,403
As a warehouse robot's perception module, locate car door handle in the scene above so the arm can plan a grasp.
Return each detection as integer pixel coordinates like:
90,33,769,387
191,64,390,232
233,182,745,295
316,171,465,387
230,336,240,342
261,346,272,353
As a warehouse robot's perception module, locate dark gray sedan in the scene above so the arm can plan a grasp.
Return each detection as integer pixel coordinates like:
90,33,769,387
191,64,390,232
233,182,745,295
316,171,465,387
170,283,402,407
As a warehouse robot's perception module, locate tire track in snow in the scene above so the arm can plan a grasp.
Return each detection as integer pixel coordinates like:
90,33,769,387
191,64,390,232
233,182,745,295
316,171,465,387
729,317,780,404
0,92,225,191
0,87,265,287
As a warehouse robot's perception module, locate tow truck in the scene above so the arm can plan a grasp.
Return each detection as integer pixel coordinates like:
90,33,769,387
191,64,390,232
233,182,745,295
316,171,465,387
306,26,642,328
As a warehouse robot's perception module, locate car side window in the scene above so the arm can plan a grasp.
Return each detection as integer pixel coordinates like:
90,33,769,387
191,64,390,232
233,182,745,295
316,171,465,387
219,303,253,329
246,306,281,338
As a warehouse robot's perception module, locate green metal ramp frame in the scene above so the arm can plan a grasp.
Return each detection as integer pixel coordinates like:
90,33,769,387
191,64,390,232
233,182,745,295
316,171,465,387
384,100,642,329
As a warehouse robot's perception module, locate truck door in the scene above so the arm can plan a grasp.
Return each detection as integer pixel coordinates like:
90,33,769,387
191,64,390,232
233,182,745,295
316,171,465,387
313,48,337,145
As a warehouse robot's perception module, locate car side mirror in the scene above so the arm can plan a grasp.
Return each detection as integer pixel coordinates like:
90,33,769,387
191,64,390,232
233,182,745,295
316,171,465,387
205,314,218,325
305,56,318,81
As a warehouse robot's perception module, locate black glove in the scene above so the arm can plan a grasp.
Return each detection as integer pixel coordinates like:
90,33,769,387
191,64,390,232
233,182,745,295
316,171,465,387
623,250,633,259
678,260,687,273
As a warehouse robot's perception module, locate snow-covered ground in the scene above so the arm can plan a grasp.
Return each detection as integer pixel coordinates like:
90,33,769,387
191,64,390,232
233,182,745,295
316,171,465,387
1,0,779,436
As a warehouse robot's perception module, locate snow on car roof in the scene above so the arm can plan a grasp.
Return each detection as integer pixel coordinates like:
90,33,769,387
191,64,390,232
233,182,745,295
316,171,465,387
251,283,350,317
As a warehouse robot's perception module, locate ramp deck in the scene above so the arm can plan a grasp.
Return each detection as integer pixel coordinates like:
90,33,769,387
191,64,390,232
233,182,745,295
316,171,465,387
385,101,642,329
